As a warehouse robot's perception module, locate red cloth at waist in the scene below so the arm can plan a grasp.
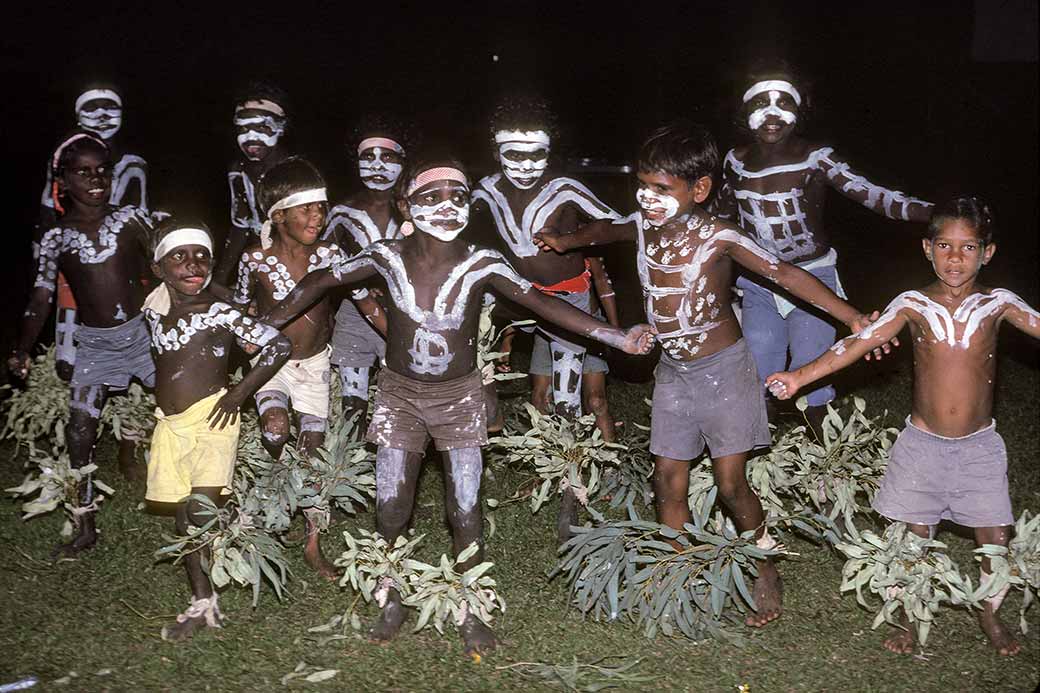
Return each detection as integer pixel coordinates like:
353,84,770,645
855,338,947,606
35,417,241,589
532,260,591,295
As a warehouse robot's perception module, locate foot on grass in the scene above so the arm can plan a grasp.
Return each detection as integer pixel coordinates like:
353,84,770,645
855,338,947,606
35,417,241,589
459,614,497,657
303,518,338,581
369,590,407,643
556,488,580,546
161,595,222,642
51,514,97,558
979,608,1021,656
745,562,782,627
883,628,916,654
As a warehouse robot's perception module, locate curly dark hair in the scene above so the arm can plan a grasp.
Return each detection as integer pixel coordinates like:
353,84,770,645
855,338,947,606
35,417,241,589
348,112,415,157
928,195,995,245
233,80,291,125
257,157,325,214
638,119,719,184
488,94,559,149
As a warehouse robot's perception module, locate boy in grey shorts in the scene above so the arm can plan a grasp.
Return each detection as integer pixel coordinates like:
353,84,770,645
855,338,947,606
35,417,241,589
768,195,1038,656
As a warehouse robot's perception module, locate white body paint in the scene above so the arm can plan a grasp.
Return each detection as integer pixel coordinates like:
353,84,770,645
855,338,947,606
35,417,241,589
323,205,400,246
78,107,122,140
145,302,279,354
235,114,285,156
747,89,798,131
34,206,149,290
41,153,148,211
473,174,619,257
235,243,344,302
408,327,452,375
227,169,262,234
447,447,482,513
409,199,469,241
338,366,370,399
358,148,403,191
636,186,681,227
376,447,408,504
495,129,551,189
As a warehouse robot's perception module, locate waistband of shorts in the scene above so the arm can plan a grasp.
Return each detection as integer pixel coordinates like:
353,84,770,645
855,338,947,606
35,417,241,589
904,416,996,441
659,337,748,372
155,388,227,424
75,313,146,343
379,367,481,394
287,344,332,368
532,259,592,296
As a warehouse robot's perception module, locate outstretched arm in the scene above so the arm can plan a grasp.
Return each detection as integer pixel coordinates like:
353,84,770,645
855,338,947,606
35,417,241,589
767,304,911,400
265,253,379,329
8,231,60,377
999,291,1040,340
587,256,620,327
355,292,388,337
817,148,933,223
534,216,638,254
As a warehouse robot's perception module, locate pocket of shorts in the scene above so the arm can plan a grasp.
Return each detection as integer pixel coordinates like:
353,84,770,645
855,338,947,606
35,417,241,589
653,362,677,385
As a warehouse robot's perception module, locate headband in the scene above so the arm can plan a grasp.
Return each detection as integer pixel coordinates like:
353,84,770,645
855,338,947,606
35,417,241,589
494,129,551,146
358,137,404,156
260,187,327,249
742,80,802,106
154,228,213,262
51,133,108,174
75,89,122,113
235,99,286,118
405,167,468,196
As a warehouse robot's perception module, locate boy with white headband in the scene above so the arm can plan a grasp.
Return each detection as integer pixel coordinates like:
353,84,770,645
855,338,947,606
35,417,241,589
535,120,885,629
263,159,655,656
712,66,932,435
233,157,340,578
323,115,410,428
214,82,291,284
766,196,1036,656
11,132,156,556
143,218,292,641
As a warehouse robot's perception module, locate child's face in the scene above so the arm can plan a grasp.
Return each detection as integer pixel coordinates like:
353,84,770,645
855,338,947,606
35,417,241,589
923,219,996,289
494,129,550,189
61,148,113,209
77,97,122,141
744,80,800,144
635,170,711,227
234,106,286,161
155,244,213,297
400,181,471,241
358,145,404,190
275,202,328,246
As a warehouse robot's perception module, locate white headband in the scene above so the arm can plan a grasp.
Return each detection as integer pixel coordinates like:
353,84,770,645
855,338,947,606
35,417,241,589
260,187,327,249
742,80,802,106
235,99,286,118
358,137,404,155
76,89,122,113
494,129,551,146
406,168,468,196
154,228,213,262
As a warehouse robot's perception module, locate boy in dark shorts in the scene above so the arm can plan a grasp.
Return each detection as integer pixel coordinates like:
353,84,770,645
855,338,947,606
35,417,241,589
10,133,155,556
766,196,1037,655
143,220,291,641
264,160,654,655
535,120,879,627
233,157,340,577
213,82,292,284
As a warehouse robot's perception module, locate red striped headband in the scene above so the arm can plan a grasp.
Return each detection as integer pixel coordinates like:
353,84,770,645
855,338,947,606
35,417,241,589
357,137,404,156
51,133,108,174
406,167,468,196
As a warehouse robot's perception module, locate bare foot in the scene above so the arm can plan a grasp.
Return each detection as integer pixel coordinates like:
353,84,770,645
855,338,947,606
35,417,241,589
369,590,407,643
745,561,782,627
161,613,211,641
883,628,916,654
557,488,579,545
486,410,505,434
51,514,97,558
304,520,338,581
161,595,222,642
459,614,497,657
979,607,1021,656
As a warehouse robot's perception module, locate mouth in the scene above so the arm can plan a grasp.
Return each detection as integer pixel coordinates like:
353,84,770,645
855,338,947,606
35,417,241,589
243,143,267,157
181,275,207,288
761,121,785,134
87,187,107,200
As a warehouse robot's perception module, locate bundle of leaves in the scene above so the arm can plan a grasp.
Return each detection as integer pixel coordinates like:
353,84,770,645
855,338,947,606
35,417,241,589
551,492,831,643
316,530,504,638
836,522,976,645
156,490,291,606
5,444,114,536
101,382,156,444
1,347,70,452
974,510,1040,633
498,655,657,691
475,299,533,385
491,403,624,512
596,422,655,516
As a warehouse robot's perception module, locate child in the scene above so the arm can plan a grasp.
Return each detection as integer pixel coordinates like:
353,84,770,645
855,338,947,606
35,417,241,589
233,157,340,578
9,133,155,556
712,66,932,431
535,120,879,627
322,115,407,425
143,220,291,641
264,160,654,655
213,82,292,284
765,196,1037,655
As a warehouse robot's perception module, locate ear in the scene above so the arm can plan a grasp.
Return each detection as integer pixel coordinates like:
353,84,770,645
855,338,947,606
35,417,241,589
921,238,934,259
270,209,286,225
982,241,996,265
150,261,163,280
691,175,713,204
397,197,412,220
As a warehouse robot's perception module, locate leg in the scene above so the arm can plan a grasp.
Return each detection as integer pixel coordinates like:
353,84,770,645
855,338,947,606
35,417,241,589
54,305,78,382
528,334,552,414
737,278,789,423
712,452,782,627
338,366,371,438
581,371,615,443
256,390,291,460
879,522,932,653
787,302,838,440
548,341,585,543
442,447,496,655
117,435,145,484
370,446,424,643
653,455,693,531
974,525,1020,656
297,413,337,579
530,374,552,414
484,380,504,434
55,384,109,557
162,486,225,641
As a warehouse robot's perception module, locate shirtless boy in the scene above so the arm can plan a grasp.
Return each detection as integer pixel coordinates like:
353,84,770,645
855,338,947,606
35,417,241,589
536,120,879,626
766,196,1037,655
143,220,291,641
10,133,155,556
712,66,932,432
233,157,339,577
264,160,654,655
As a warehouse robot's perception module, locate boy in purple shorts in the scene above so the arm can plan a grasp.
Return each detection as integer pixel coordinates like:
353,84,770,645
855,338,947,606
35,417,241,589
767,196,1038,655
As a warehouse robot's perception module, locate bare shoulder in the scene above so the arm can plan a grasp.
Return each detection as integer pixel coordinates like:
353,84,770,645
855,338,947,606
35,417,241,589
729,144,750,161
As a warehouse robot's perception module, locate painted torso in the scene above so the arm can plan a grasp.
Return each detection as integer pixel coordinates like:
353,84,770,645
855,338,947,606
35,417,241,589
227,161,264,239
323,203,400,251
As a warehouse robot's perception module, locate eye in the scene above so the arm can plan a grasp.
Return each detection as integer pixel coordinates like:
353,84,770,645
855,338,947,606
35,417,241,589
421,193,437,204
936,242,949,249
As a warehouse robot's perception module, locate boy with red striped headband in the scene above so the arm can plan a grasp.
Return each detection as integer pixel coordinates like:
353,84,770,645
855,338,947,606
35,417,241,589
233,157,342,578
263,160,655,656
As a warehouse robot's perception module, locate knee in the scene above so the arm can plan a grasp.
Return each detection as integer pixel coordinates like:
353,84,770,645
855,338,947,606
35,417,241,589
261,412,291,455
652,462,688,502
377,496,412,536
714,475,749,507
583,389,609,417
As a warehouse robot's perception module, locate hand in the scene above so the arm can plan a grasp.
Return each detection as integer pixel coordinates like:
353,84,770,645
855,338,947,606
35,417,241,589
765,372,799,400
533,228,567,253
621,323,656,355
848,310,899,361
7,351,31,380
208,390,244,430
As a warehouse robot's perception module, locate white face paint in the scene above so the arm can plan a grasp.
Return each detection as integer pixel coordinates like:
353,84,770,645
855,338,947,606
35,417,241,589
358,147,403,190
636,186,680,227
408,184,470,242
747,89,798,132
78,103,122,140
495,130,550,189
234,114,286,159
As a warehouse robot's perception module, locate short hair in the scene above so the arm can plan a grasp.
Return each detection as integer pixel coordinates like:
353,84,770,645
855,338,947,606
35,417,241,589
151,216,213,260
927,195,995,245
257,157,326,213
233,80,291,123
736,60,813,134
489,94,559,147
638,120,719,184
349,112,414,156
396,157,470,200
52,131,109,178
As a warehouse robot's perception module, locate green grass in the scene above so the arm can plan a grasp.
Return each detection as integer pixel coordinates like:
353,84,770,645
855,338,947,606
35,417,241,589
1,355,1038,692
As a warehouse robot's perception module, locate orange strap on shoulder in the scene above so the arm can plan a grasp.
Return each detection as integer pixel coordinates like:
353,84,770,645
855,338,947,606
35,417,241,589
57,272,77,309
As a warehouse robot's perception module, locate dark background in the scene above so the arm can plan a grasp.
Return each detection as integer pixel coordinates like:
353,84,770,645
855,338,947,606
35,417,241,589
4,0,1037,372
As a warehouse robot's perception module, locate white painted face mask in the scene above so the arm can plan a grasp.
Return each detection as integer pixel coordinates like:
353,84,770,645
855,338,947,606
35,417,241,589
235,114,285,158
743,80,801,132
358,148,403,191
79,106,122,140
409,199,470,242
495,130,550,189
636,186,680,227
